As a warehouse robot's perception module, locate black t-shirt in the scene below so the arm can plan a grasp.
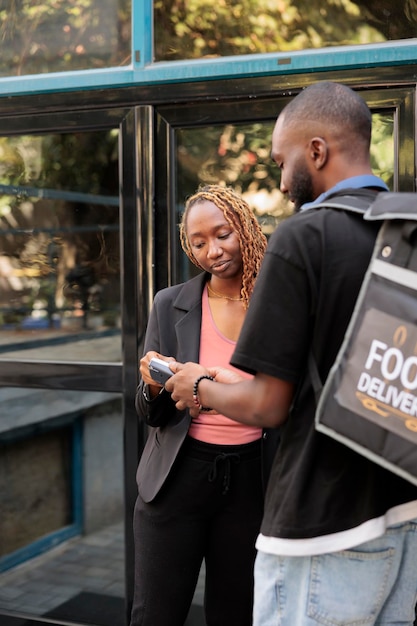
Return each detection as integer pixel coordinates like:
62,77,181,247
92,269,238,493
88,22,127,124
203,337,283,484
231,199,417,539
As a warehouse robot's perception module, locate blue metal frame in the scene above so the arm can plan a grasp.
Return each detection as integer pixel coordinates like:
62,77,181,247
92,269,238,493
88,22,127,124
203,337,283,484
0,0,416,98
133,0,153,67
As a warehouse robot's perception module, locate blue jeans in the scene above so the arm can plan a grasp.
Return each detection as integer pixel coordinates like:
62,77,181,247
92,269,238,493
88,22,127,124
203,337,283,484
253,519,417,626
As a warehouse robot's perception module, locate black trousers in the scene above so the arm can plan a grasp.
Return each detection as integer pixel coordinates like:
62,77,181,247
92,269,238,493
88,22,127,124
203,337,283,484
130,436,264,626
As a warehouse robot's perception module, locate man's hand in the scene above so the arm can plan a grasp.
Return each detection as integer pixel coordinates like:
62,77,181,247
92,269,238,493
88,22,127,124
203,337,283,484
165,361,208,415
166,362,294,428
165,362,244,416
208,366,244,385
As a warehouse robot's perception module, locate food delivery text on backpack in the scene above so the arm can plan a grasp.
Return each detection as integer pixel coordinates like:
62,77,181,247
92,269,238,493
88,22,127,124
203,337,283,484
312,190,417,486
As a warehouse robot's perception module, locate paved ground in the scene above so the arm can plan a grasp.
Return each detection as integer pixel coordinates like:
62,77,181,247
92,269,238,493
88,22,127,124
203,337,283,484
0,521,204,624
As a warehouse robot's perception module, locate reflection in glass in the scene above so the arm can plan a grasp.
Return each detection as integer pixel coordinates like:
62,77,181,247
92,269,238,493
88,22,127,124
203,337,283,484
176,121,291,236
371,113,394,190
0,388,124,622
0,0,131,77
155,0,415,61
0,131,121,362
175,112,394,280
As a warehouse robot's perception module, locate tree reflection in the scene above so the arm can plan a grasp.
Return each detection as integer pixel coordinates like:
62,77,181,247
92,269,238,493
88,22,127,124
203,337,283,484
0,132,120,333
154,0,415,61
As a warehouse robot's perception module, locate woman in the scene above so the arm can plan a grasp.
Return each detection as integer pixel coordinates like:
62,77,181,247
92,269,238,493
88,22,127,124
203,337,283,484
130,185,269,626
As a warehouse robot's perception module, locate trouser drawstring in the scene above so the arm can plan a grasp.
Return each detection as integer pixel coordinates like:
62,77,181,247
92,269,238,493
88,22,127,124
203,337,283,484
208,452,240,495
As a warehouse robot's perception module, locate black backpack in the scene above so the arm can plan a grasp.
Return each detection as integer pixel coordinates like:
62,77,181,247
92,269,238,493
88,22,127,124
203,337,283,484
311,190,417,485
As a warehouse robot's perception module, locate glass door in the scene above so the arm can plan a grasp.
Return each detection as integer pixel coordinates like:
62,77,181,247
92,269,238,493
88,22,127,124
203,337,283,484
0,106,147,626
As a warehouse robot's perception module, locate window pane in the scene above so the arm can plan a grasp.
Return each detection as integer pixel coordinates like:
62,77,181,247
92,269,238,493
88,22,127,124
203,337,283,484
0,388,124,623
0,0,131,77
0,131,121,362
174,112,394,281
176,121,290,234
155,0,415,61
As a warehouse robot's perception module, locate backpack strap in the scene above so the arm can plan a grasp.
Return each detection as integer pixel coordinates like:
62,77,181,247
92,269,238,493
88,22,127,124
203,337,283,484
308,188,382,406
365,192,417,276
312,187,382,214
364,191,417,222
309,190,417,407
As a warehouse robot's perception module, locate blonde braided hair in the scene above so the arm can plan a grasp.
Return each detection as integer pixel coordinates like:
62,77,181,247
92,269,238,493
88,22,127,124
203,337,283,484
180,185,267,309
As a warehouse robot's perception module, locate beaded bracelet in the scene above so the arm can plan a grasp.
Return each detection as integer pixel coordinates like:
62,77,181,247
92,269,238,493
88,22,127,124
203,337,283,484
193,375,214,412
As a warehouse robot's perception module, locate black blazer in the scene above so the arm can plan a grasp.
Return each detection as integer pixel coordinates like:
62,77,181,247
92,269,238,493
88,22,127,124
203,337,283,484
135,272,280,503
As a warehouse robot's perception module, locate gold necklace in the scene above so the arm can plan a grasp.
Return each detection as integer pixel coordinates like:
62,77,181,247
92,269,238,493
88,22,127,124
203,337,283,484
207,283,243,301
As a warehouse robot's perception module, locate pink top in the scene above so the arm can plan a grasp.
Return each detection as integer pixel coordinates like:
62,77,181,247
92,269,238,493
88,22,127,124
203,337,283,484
188,286,262,444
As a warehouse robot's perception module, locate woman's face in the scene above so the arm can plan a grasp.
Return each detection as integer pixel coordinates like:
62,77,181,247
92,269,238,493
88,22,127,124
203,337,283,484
185,200,243,279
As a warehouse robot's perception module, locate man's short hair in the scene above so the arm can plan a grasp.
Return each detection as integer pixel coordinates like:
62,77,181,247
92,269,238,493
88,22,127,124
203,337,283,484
282,81,372,147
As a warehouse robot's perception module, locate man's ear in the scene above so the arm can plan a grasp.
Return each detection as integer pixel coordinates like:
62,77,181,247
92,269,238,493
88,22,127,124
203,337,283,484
309,137,327,170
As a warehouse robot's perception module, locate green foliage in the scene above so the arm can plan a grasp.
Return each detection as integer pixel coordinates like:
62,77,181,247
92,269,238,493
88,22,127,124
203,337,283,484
0,131,120,326
154,0,398,60
370,113,394,189
1,0,411,75
0,0,131,76
176,121,288,215
175,113,395,229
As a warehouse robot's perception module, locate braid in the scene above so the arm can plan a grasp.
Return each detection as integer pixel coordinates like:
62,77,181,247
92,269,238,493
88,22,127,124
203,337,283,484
180,185,267,309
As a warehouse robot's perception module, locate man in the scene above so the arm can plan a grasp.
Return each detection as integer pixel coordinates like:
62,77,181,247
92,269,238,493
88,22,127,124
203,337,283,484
166,81,417,625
